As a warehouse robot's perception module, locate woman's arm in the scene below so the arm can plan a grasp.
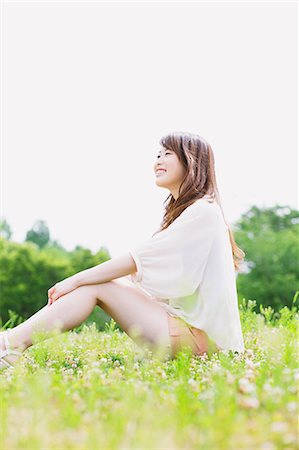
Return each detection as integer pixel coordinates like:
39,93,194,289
73,252,138,287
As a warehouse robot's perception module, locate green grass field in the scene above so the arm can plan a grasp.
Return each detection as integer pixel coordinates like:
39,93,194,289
1,300,298,450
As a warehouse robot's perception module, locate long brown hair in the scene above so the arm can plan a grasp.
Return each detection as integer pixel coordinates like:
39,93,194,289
152,131,245,272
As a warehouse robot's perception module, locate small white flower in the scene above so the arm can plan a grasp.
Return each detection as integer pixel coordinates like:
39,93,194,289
271,421,288,433
245,358,255,369
238,396,260,409
244,369,256,381
246,349,254,358
226,372,236,384
262,382,273,392
260,441,276,450
99,357,107,363
286,401,297,412
238,378,256,394
287,385,297,394
282,433,297,444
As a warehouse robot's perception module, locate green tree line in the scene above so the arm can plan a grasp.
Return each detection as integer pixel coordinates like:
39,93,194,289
0,204,298,329
0,219,112,329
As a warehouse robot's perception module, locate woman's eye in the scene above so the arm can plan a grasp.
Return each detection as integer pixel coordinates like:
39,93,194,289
157,152,170,158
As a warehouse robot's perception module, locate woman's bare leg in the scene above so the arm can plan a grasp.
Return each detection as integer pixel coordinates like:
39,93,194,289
92,278,172,357
0,285,99,364
0,280,172,364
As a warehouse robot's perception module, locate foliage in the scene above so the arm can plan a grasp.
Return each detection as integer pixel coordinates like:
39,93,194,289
25,220,51,249
0,303,298,449
234,205,299,312
0,217,13,240
0,237,111,328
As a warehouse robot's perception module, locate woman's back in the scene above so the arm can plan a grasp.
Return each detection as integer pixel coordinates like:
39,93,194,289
129,197,245,353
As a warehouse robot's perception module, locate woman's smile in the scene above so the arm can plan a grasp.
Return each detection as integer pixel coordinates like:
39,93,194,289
156,169,167,176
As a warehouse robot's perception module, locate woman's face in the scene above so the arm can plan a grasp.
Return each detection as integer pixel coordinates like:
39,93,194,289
153,147,187,200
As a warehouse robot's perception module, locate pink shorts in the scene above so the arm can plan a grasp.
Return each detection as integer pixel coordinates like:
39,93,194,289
166,312,220,358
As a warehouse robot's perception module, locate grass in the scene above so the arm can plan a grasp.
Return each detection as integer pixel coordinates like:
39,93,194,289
0,299,298,450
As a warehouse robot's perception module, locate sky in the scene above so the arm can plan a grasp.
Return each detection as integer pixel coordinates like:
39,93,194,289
1,1,298,259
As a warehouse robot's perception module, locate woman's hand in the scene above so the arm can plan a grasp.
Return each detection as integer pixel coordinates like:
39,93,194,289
47,276,80,306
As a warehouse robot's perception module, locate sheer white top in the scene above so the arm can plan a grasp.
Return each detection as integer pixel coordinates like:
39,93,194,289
129,195,245,353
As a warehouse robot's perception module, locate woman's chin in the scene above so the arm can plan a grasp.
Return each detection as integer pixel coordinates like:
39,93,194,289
155,179,165,187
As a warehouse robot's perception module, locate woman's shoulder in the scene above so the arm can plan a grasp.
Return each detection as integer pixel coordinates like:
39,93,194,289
186,197,227,228
187,195,219,214
173,197,219,227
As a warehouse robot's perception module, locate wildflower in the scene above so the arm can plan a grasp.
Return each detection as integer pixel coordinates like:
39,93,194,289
90,368,101,375
238,378,256,394
198,388,214,400
198,353,208,361
260,441,276,450
245,349,254,358
226,372,235,384
188,378,197,386
99,357,107,363
286,401,297,412
271,421,288,433
282,433,297,445
271,386,284,396
211,363,221,373
287,385,297,394
237,395,260,409
262,382,273,392
245,358,255,369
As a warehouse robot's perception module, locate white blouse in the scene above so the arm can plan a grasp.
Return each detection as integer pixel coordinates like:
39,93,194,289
129,195,245,353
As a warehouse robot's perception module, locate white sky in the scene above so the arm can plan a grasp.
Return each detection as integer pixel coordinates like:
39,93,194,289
1,1,298,258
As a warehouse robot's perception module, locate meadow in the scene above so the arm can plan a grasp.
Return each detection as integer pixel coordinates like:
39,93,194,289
0,298,298,450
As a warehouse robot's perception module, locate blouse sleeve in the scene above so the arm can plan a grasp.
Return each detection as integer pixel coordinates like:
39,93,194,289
128,201,220,299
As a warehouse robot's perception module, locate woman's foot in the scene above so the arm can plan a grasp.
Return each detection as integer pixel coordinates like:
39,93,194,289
0,329,24,370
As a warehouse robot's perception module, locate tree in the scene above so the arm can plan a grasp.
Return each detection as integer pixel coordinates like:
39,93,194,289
25,220,50,249
0,238,71,323
234,204,299,312
0,218,13,240
0,237,112,327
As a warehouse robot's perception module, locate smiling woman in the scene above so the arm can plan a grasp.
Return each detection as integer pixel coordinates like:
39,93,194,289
152,132,245,273
0,131,246,371
154,147,187,201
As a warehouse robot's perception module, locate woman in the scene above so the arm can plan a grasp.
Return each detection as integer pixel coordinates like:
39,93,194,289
0,131,245,370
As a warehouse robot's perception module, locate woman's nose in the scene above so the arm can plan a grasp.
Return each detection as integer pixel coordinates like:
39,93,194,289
156,156,165,165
